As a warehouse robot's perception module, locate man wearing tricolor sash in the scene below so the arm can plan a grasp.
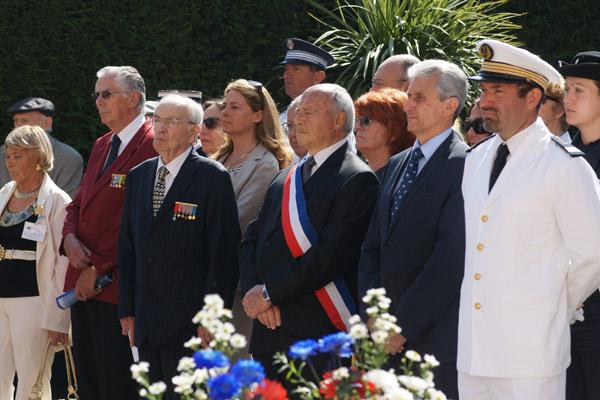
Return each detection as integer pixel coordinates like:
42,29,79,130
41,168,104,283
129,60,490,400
240,84,378,386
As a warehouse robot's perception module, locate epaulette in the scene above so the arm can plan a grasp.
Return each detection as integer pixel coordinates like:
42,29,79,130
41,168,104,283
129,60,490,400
467,134,496,153
550,135,584,157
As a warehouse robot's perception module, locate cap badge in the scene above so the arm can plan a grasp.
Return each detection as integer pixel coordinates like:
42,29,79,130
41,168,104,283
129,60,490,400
287,39,294,50
479,44,494,61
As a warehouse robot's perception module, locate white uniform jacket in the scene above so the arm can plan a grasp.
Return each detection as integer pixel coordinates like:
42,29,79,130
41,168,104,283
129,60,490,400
458,118,600,378
0,173,71,333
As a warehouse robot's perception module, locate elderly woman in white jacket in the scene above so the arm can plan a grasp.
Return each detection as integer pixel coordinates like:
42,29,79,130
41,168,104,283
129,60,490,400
0,125,71,400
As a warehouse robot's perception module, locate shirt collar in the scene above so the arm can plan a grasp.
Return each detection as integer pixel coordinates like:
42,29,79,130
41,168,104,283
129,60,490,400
414,127,453,161
308,138,347,169
157,147,192,179
114,114,145,150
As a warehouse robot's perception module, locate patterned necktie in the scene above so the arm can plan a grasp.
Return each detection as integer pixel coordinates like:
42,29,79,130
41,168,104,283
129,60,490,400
301,156,316,184
152,166,170,218
101,134,121,176
389,147,424,225
489,143,510,193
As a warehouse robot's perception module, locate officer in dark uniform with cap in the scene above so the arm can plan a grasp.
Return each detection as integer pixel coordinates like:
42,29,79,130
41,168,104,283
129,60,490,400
558,51,600,400
3,97,83,198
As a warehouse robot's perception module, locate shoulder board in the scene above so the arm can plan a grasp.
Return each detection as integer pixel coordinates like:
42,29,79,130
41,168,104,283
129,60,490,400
550,135,584,157
467,134,496,153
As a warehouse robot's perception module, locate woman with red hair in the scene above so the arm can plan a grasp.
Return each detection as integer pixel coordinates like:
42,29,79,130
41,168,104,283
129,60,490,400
354,88,415,178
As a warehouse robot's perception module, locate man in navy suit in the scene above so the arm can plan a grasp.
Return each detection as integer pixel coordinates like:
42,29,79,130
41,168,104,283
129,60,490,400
358,60,469,399
240,84,378,386
118,94,240,398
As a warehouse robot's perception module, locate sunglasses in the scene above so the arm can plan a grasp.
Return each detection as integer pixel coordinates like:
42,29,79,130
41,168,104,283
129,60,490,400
203,117,221,130
355,115,372,129
91,90,127,101
464,118,491,135
248,80,265,109
542,94,561,104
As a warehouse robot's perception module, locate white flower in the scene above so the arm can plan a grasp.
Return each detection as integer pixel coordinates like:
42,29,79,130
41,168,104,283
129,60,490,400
424,354,440,367
422,370,434,386
184,336,203,348
332,367,350,380
363,369,399,392
194,388,208,399
362,294,373,303
192,311,202,324
139,388,148,397
172,373,195,393
350,323,369,340
148,381,167,395
378,301,390,309
221,322,235,334
399,375,430,393
384,386,414,400
391,324,402,333
380,313,397,323
372,330,389,344
193,368,209,383
374,318,392,331
366,306,379,316
215,332,232,342
405,350,422,362
349,314,362,325
130,362,150,379
367,288,387,296
177,357,196,372
218,308,233,319
229,333,247,349
426,388,447,400
204,294,224,308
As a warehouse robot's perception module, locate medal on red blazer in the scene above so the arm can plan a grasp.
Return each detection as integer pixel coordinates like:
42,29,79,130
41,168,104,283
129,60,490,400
110,174,126,189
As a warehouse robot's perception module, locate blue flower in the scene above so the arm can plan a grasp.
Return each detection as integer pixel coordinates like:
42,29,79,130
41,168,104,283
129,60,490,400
318,332,353,358
230,359,265,387
207,373,241,400
288,339,319,360
193,350,229,369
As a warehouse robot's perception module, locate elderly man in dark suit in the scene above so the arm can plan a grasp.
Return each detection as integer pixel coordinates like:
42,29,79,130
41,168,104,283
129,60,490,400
118,94,240,398
61,66,157,400
358,60,469,399
240,83,378,385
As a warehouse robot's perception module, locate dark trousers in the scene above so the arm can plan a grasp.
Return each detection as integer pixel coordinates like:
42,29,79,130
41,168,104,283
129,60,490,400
138,340,191,400
71,299,137,400
567,301,600,400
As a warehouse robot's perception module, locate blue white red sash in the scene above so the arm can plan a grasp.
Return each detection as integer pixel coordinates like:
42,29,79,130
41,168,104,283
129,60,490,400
281,157,356,332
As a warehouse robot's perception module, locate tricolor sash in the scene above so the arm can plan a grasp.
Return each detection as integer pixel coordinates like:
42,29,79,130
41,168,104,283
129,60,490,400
281,157,356,332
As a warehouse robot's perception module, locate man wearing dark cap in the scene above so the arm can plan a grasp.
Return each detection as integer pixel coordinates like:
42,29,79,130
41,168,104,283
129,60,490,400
558,51,600,400
2,97,83,197
458,39,600,400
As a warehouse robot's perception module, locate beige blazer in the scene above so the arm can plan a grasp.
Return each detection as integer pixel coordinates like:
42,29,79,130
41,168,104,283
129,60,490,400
0,173,71,333
221,143,279,235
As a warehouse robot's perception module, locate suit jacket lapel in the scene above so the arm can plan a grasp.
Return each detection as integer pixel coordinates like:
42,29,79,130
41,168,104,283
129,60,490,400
230,144,266,197
152,150,199,224
382,151,410,229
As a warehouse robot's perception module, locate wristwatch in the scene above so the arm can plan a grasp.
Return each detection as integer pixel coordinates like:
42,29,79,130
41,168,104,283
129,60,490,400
261,284,271,302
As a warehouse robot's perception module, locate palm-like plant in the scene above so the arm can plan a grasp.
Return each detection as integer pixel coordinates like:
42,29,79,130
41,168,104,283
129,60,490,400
307,0,522,99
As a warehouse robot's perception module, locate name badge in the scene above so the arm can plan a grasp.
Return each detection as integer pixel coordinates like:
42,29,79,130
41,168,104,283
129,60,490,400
173,202,198,221
22,222,47,242
110,174,126,189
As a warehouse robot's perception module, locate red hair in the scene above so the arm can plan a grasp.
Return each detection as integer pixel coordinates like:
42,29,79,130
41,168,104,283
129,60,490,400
354,88,414,155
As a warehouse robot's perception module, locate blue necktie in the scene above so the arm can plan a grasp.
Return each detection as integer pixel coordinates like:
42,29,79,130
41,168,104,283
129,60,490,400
389,147,424,224
301,156,316,184
101,134,121,176
153,166,170,218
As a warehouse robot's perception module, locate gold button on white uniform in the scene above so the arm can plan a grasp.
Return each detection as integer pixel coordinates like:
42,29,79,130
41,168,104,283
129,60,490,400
477,243,484,251
481,215,488,222
474,273,481,280
475,303,481,310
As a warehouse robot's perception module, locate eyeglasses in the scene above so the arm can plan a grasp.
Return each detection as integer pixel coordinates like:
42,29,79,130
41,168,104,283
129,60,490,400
248,80,265,109
355,115,372,129
203,117,221,130
151,116,194,127
464,118,491,135
91,90,127,101
283,121,295,134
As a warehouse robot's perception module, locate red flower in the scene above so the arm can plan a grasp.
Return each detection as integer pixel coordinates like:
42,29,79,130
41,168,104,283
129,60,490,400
247,379,289,400
319,372,338,399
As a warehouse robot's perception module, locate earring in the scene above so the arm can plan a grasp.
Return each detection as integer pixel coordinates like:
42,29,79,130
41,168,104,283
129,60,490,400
36,164,41,171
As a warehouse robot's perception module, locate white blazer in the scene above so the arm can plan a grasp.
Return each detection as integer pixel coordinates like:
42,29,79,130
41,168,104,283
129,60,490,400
458,118,600,378
0,173,71,333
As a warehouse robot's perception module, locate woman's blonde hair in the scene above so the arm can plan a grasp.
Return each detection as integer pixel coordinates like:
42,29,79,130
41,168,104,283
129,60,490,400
5,125,53,172
213,79,292,170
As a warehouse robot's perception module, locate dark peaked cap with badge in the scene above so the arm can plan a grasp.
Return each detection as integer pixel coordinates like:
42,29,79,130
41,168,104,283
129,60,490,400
558,51,600,80
468,39,560,91
280,38,334,71
6,96,55,117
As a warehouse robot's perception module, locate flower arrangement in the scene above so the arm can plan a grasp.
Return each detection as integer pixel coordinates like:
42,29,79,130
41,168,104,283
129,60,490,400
274,288,447,400
131,294,288,400
131,289,446,400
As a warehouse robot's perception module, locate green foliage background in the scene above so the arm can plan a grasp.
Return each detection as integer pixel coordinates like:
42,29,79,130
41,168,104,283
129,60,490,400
0,0,598,160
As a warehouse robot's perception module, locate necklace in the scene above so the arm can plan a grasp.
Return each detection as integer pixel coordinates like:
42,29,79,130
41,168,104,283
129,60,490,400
224,143,259,172
15,187,40,198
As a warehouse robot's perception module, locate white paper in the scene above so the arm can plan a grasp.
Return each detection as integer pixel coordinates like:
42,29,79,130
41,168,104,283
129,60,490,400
22,222,46,242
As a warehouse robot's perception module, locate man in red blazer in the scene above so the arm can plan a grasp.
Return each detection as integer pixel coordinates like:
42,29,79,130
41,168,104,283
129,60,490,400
61,66,157,400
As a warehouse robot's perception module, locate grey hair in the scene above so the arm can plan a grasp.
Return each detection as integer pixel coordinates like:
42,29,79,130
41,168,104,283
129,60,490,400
5,125,54,172
408,60,468,120
96,66,146,113
156,94,204,126
307,83,355,135
289,94,302,110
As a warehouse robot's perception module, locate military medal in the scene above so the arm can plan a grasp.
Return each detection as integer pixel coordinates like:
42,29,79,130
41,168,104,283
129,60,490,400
110,174,126,189
174,202,198,220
